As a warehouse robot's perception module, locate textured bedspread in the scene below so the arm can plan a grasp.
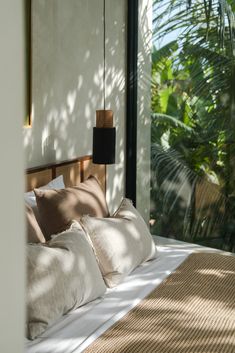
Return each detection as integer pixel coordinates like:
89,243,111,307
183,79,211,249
84,253,235,353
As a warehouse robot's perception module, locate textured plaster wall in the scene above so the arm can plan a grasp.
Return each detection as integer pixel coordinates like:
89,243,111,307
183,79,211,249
105,0,126,212
0,1,25,352
23,0,126,211
136,0,152,222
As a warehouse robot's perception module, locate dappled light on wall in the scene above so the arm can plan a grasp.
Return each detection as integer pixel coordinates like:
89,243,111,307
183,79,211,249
23,0,126,214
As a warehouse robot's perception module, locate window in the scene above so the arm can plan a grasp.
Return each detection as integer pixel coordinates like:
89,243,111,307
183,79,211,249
150,0,235,252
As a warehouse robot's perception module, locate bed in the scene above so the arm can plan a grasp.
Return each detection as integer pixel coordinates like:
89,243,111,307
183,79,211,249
25,156,235,353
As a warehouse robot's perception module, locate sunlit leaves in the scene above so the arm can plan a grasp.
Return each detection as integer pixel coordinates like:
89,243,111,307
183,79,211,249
151,0,235,247
152,0,235,184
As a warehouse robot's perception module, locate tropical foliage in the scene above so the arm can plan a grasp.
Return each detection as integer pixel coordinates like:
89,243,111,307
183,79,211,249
151,0,235,251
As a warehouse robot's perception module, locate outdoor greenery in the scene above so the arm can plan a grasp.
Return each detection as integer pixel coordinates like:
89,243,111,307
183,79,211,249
150,0,235,251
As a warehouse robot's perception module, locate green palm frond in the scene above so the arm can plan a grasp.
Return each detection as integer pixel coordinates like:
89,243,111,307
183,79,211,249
151,0,235,248
152,113,194,132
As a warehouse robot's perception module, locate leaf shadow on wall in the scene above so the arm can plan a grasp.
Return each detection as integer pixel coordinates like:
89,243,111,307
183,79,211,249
23,0,126,210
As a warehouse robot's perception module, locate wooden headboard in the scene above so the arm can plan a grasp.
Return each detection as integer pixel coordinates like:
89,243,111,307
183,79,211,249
26,155,106,192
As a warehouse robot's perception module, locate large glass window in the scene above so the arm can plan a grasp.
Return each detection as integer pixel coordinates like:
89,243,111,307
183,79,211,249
150,0,235,252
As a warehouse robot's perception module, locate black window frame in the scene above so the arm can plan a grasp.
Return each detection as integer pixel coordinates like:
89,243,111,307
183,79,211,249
125,0,139,206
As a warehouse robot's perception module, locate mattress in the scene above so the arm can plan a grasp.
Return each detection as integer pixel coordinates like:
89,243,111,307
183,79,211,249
26,236,225,353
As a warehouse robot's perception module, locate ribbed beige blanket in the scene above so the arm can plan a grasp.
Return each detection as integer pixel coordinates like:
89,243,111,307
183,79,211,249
85,253,235,353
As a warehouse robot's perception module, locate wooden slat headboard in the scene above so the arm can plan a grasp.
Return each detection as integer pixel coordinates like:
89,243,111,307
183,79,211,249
26,155,106,192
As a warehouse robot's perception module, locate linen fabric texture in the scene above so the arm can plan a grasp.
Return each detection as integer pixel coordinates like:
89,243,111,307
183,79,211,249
34,176,109,239
80,198,157,287
24,175,65,210
26,204,45,243
24,175,65,230
26,221,106,340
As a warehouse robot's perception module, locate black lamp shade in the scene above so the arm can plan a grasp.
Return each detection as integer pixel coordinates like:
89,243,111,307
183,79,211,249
92,127,116,164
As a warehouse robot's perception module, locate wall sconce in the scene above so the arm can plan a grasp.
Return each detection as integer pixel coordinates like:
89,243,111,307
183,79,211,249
93,110,116,164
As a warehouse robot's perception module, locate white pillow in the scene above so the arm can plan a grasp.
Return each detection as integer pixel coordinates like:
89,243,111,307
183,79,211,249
27,221,106,340
80,198,157,287
24,175,65,220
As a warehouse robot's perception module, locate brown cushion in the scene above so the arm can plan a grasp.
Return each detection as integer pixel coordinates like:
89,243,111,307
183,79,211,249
26,204,45,243
34,176,109,239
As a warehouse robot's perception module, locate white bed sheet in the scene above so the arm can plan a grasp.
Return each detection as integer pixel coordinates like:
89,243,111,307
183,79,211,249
26,236,223,353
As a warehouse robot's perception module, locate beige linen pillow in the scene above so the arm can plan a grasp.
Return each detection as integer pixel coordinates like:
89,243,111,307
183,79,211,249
80,198,157,287
34,176,109,239
26,204,45,243
24,175,65,221
27,221,106,340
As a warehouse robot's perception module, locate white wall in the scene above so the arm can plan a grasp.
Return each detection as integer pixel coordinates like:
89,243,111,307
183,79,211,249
23,0,126,211
0,1,25,352
105,0,126,212
136,0,152,222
